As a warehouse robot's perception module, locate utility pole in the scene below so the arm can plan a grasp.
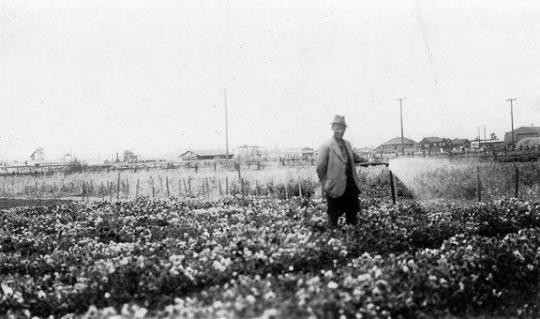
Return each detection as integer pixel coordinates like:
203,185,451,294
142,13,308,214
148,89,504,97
507,98,516,150
477,127,481,140
224,89,229,160
397,97,406,155
483,125,486,141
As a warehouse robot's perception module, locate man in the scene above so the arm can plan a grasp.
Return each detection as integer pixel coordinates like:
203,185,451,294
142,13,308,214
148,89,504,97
316,115,367,228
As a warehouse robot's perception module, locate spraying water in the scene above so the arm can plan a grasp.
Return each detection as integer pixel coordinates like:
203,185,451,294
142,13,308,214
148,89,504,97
388,157,479,201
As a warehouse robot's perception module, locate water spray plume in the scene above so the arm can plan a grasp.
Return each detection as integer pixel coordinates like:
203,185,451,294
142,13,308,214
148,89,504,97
388,157,479,201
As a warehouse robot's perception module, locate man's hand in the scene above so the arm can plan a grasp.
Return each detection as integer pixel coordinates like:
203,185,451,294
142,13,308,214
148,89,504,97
352,152,368,164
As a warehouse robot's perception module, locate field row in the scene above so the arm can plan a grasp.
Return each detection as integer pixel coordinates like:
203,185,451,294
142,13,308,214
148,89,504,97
1,196,538,318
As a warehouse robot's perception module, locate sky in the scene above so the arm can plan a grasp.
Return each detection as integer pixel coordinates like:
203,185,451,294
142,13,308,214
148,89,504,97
0,0,539,162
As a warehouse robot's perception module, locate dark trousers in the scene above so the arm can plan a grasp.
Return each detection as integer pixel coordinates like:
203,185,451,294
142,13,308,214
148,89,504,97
326,180,359,227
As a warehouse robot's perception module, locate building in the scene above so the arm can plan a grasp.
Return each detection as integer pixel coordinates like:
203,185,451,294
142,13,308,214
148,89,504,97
235,145,268,159
470,139,506,151
178,150,233,161
354,147,373,157
373,137,416,154
301,147,316,161
450,139,471,152
504,126,540,149
63,153,74,163
279,148,303,160
417,137,452,152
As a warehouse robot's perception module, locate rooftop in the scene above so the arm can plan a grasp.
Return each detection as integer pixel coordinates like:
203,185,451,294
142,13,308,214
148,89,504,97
379,137,416,146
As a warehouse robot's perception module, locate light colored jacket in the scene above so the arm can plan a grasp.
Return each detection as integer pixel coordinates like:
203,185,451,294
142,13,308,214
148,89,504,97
316,137,366,198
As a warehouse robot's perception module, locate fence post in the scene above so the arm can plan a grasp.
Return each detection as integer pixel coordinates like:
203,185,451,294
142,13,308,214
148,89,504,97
225,176,229,195
476,166,482,202
125,178,130,199
150,177,155,198
298,178,303,199
389,170,396,204
135,179,140,198
109,181,112,201
116,172,121,202
236,162,242,187
514,165,519,198
188,177,192,195
166,176,170,197
178,179,182,197
285,182,289,200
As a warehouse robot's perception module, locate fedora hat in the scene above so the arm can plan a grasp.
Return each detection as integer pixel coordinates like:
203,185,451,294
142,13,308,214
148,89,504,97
331,115,347,127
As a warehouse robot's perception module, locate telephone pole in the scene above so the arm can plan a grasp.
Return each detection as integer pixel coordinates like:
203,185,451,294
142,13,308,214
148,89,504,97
397,97,406,155
507,98,516,150
224,89,229,160
483,125,486,141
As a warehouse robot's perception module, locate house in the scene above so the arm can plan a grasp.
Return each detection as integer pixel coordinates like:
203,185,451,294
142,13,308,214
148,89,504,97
417,137,452,152
301,147,316,161
280,148,303,160
504,126,540,149
450,139,471,152
470,139,506,151
373,137,416,154
354,147,373,157
178,150,233,161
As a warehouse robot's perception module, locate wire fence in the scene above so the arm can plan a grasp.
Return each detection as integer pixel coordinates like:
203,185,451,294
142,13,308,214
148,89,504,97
0,159,538,203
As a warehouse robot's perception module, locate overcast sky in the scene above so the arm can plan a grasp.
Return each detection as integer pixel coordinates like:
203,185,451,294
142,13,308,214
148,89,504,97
1,0,539,161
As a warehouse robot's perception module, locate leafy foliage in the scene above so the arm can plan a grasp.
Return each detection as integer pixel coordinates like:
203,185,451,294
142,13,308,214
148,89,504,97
0,197,538,318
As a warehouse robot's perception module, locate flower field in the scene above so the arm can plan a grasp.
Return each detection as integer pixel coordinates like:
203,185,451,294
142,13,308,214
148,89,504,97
1,196,539,318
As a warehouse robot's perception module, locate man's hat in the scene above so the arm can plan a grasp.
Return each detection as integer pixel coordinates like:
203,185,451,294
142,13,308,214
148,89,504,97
331,115,347,127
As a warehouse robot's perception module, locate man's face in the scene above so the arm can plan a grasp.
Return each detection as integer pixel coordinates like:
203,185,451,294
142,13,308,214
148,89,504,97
332,124,346,139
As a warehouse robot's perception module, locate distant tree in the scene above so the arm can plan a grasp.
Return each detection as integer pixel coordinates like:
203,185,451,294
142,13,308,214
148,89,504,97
490,133,497,140
123,150,138,163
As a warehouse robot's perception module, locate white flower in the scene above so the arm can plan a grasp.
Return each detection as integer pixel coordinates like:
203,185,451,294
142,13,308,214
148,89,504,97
264,291,276,300
357,273,371,282
37,290,46,299
13,291,24,303
120,257,130,266
1,283,13,297
212,260,225,272
327,281,338,289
